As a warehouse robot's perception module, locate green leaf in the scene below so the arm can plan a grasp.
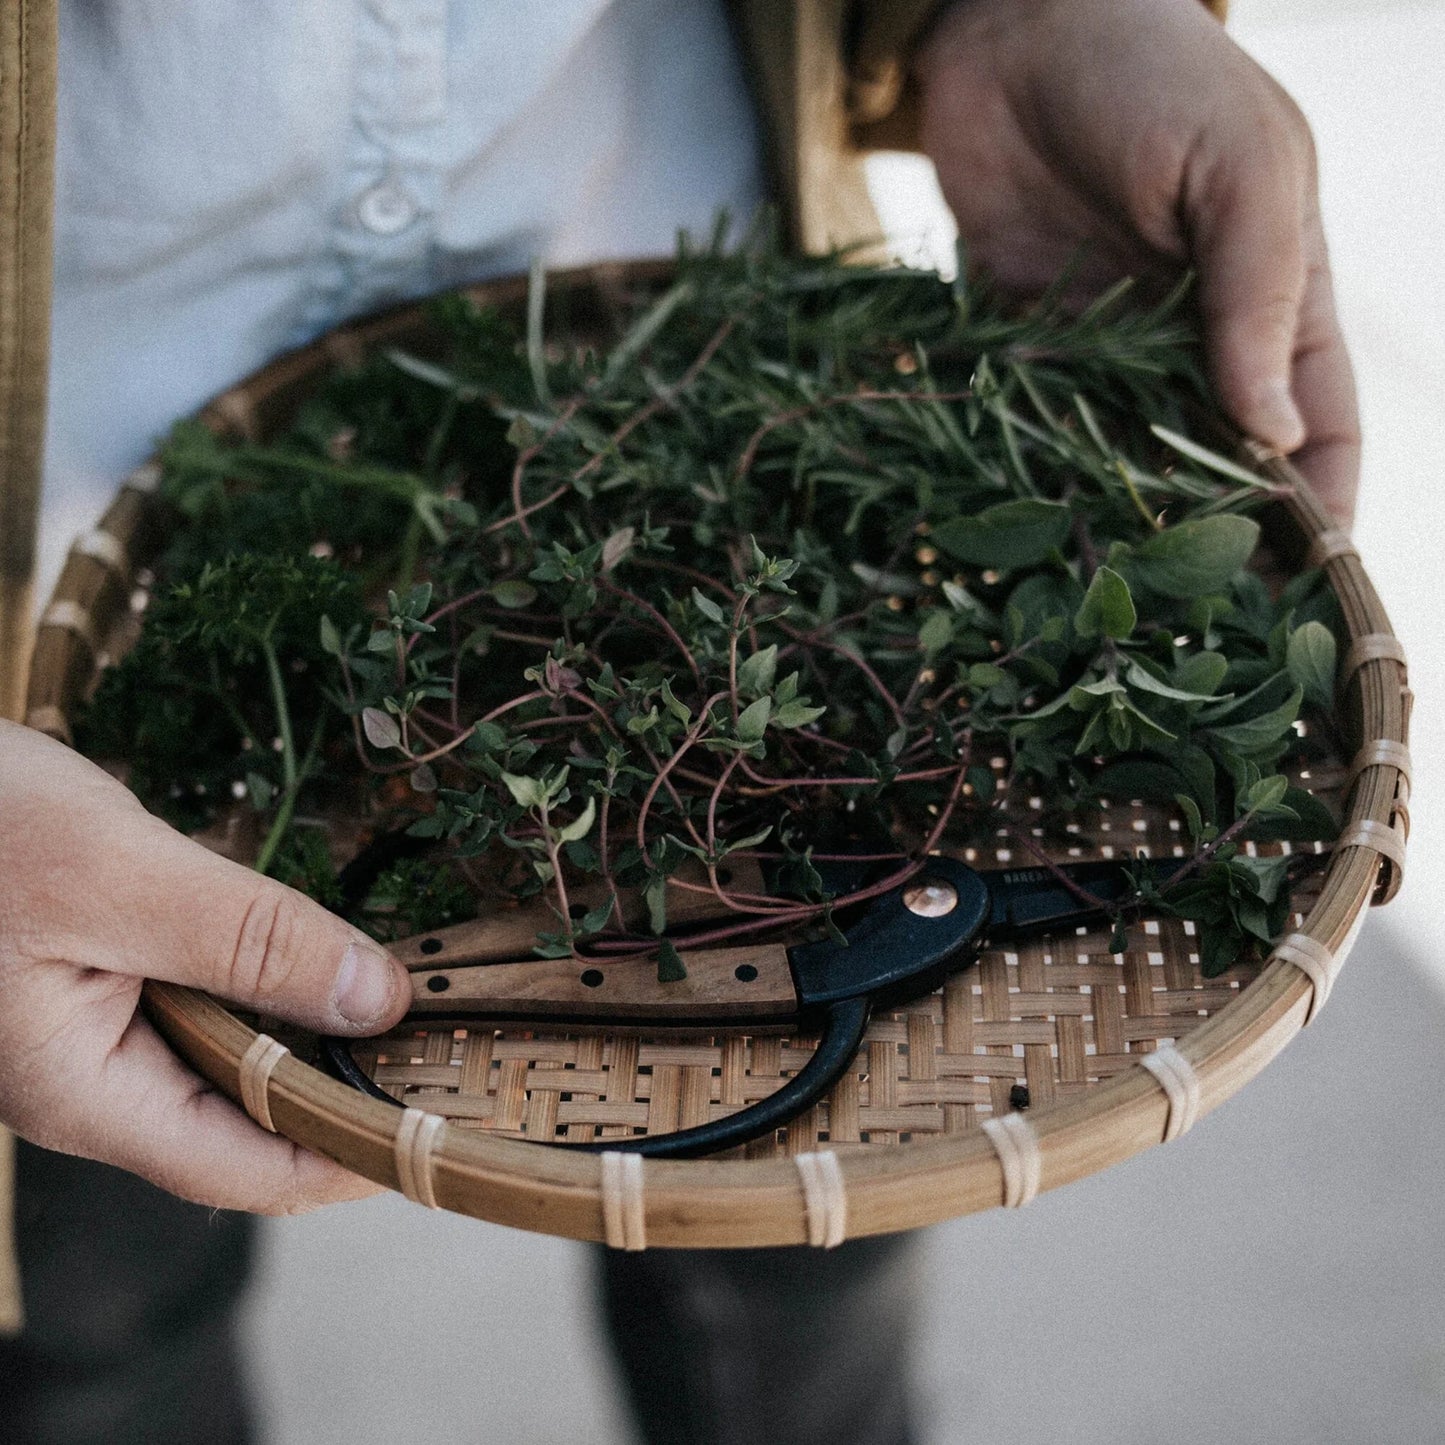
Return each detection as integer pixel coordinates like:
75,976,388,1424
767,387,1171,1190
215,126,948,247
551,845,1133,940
577,901,616,936
659,678,692,726
1118,695,1176,744
501,772,547,809
724,825,774,854
941,580,973,613
738,644,779,697
918,608,953,659
603,279,694,387
1210,686,1302,751
1286,621,1337,709
851,562,923,596
555,795,597,844
506,415,538,450
1150,425,1272,488
691,587,726,625
1125,660,1225,704
643,874,668,936
1177,746,1218,816
932,498,1072,570
386,349,468,393
1234,852,1291,905
626,706,661,736
1175,792,1205,846
318,615,343,657
362,707,403,751
735,696,772,743
1075,566,1136,640
471,721,508,752
490,580,539,610
1244,786,1338,843
774,699,826,729
1242,774,1289,813
656,938,688,983
244,771,276,811
1173,651,1229,698
1200,924,1244,977
1126,515,1260,599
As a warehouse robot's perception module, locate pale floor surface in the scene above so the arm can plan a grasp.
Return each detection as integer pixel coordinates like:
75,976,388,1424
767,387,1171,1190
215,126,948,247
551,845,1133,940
241,7,1445,1442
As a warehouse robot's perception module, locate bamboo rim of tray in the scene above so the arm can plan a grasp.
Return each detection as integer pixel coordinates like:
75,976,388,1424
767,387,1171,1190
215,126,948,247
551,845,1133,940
25,261,1411,1249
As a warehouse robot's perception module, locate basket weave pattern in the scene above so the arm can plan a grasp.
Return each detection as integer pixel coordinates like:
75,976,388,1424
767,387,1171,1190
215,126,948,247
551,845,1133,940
25,264,1409,1246
352,815,1323,1157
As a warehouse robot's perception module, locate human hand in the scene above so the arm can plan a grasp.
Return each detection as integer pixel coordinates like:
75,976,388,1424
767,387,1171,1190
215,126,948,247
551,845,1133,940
913,0,1360,526
0,720,410,1212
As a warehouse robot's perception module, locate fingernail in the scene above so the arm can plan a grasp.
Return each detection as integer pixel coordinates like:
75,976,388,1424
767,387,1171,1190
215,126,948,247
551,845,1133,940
333,941,399,1027
1254,380,1305,451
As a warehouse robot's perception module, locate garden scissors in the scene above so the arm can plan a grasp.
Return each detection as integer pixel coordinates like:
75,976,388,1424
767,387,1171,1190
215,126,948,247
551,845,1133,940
322,854,1166,1158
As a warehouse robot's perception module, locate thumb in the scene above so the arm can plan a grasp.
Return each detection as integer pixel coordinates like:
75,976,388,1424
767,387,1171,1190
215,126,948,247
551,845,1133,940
88,802,411,1035
1187,130,1312,455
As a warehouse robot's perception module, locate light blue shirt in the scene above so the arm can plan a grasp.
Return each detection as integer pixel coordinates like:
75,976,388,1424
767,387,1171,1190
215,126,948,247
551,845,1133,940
40,0,763,597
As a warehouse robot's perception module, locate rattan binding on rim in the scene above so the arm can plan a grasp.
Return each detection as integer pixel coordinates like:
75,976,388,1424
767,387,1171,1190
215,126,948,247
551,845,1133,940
1139,1044,1202,1141
25,263,1410,1248
795,1151,849,1247
982,1111,1042,1208
1305,528,1360,569
394,1108,445,1210
1272,933,1339,1025
238,1034,288,1133
601,1151,647,1251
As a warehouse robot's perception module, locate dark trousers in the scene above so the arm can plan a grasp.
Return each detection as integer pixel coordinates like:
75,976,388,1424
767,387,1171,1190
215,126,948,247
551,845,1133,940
0,1141,919,1445
0,1144,256,1445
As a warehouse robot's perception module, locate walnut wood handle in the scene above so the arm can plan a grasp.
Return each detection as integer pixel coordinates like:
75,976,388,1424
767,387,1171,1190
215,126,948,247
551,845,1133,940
389,860,770,971
406,943,798,1025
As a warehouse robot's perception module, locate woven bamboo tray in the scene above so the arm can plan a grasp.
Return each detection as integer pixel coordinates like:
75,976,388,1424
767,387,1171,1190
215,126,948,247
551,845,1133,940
25,261,1411,1249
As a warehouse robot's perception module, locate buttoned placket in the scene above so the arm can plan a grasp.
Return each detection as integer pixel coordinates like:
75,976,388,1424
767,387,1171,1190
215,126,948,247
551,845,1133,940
300,0,450,339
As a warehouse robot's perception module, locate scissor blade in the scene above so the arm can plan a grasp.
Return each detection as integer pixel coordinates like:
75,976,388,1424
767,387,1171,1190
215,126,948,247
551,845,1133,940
406,942,798,1025
978,856,1178,939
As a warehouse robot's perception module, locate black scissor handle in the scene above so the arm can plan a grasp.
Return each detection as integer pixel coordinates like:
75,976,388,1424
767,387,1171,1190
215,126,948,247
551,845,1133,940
319,995,872,1159
577,994,871,1158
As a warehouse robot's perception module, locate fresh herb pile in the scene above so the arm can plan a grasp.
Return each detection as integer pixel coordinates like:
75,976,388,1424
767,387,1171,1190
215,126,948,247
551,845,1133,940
79,231,1343,977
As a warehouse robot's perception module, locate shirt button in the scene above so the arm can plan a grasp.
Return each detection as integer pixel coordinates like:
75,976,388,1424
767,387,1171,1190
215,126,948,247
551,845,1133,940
356,181,418,236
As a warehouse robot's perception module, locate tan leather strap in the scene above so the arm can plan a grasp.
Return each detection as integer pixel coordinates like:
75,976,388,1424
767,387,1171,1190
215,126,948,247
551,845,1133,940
0,0,57,725
0,0,55,1341
0,1125,15,1335
729,0,885,256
